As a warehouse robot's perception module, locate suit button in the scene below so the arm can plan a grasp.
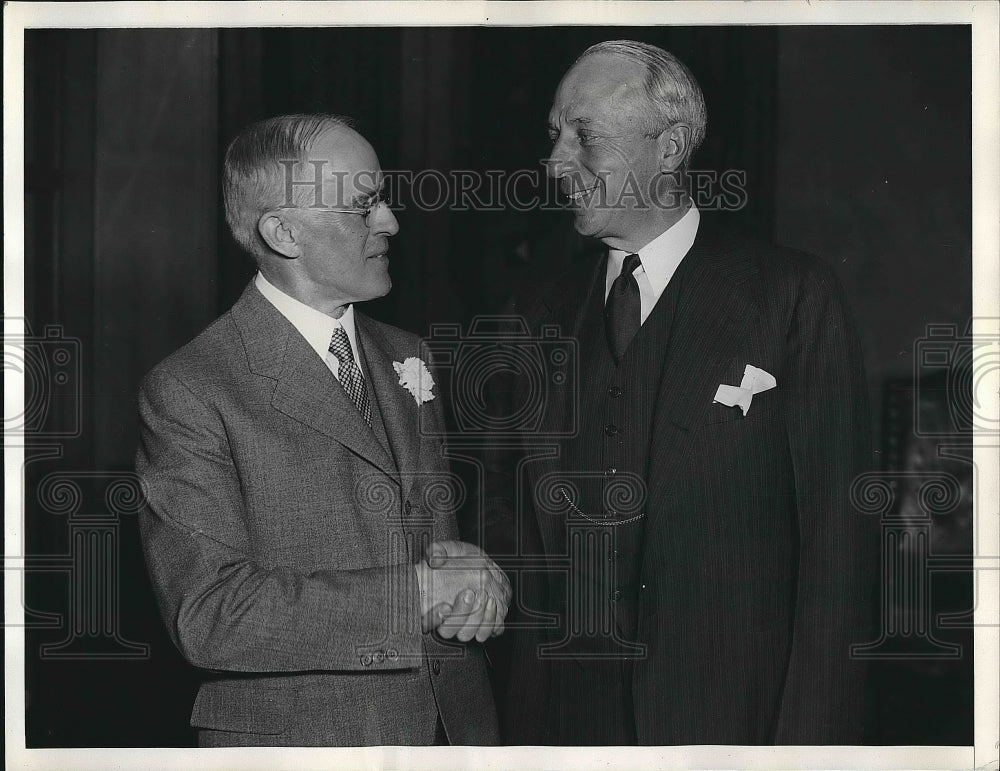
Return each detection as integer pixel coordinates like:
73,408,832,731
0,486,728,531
604,467,617,476
608,386,622,397
604,424,618,436
404,500,412,515
373,651,385,664
361,654,373,666
386,648,399,661
432,659,441,675
640,583,648,591
610,589,622,602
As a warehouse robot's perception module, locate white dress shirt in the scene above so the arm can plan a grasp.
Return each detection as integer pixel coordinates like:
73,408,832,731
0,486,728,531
254,272,363,380
605,205,701,325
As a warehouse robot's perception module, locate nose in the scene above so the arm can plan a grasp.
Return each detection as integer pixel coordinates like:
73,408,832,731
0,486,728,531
546,131,578,180
370,201,399,237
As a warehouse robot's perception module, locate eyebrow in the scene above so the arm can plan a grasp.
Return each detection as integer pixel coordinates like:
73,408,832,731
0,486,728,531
548,116,593,131
350,183,384,208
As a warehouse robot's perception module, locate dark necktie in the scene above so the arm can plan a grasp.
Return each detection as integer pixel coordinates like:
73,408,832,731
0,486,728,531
328,326,372,426
605,252,642,361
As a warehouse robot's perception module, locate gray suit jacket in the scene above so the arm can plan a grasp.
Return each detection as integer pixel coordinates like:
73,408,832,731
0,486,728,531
136,282,498,746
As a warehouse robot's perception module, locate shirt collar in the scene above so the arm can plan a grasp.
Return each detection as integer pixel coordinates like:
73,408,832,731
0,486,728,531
254,272,359,362
608,205,700,297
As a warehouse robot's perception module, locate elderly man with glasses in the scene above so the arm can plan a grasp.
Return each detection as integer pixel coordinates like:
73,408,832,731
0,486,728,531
136,113,505,747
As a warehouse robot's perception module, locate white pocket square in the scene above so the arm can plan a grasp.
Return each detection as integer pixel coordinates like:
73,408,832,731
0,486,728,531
713,365,776,416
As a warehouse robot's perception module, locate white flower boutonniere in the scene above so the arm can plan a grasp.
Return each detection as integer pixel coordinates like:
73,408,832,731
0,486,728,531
393,357,436,405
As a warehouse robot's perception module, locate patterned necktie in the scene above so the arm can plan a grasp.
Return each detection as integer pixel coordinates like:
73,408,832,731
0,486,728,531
605,252,642,361
328,326,372,426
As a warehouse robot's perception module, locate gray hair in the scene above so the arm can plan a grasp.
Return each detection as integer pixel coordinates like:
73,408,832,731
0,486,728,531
576,40,707,165
222,113,356,260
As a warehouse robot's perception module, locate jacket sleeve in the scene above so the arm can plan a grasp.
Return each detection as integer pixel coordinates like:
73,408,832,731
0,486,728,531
135,366,425,674
774,260,879,743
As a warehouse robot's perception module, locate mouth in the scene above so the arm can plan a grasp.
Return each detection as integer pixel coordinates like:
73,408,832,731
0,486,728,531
565,183,599,204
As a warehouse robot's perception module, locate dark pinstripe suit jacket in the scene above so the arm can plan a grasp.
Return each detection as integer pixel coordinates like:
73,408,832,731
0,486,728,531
136,282,498,746
489,226,878,744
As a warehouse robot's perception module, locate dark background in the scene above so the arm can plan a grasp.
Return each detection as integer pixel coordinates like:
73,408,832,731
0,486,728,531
21,26,973,746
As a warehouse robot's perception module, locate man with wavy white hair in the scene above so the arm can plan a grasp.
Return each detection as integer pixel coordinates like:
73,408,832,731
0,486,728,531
136,113,506,746
488,40,875,745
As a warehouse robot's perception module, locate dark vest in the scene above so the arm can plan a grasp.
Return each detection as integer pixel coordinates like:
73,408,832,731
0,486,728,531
558,254,688,655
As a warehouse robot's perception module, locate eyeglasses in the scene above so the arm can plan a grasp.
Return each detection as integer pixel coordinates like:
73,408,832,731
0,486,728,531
279,192,392,225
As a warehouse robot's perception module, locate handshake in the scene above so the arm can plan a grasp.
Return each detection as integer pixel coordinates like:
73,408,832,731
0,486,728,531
414,540,511,644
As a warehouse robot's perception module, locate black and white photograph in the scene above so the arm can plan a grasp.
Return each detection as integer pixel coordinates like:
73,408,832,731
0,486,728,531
4,2,998,769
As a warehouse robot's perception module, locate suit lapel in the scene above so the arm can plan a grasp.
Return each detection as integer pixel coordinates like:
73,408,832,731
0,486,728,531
356,313,420,498
645,229,761,511
230,284,398,479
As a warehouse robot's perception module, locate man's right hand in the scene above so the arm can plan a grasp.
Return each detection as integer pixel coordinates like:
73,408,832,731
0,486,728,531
415,540,511,643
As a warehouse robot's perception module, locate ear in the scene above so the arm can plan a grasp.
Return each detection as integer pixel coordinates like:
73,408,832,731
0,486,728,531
258,211,300,259
656,123,691,173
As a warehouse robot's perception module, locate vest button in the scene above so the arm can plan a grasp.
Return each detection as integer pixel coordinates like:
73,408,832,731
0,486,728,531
604,423,618,436
432,659,441,675
608,386,622,397
610,589,622,602
604,467,617,476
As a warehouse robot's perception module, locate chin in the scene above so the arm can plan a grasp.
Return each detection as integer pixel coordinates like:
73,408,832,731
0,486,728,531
367,260,391,291
572,212,604,239
372,275,392,298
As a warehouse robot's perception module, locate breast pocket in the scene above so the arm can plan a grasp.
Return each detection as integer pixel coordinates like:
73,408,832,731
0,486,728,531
705,392,778,424
704,357,779,425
